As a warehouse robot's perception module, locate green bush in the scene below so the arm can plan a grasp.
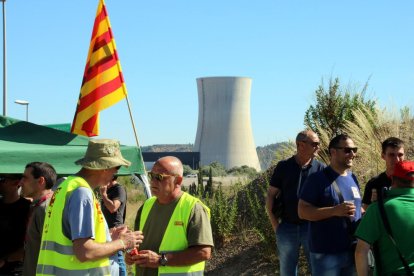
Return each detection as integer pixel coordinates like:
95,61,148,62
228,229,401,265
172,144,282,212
204,184,238,247
183,165,196,176
226,165,259,179
200,162,227,177
235,168,276,260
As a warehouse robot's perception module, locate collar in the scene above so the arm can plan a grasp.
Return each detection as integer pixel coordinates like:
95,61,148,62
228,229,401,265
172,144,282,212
31,191,53,208
386,188,414,197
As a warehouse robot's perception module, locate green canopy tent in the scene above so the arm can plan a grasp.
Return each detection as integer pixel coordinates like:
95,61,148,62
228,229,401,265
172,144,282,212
0,116,146,176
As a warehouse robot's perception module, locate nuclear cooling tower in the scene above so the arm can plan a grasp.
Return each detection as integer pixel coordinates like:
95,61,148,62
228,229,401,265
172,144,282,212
194,77,261,171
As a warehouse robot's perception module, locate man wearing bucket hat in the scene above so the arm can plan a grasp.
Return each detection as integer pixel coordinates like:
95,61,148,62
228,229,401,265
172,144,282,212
125,156,214,276
37,139,143,276
355,160,414,276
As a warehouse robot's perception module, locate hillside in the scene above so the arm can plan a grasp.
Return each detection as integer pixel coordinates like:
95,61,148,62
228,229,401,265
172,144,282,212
141,144,193,152
142,143,289,170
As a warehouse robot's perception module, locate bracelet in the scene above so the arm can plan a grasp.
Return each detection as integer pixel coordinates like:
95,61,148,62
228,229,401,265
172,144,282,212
119,239,126,251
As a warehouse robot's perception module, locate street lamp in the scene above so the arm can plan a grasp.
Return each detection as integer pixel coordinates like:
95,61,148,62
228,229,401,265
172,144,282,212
14,100,29,121
1,0,6,116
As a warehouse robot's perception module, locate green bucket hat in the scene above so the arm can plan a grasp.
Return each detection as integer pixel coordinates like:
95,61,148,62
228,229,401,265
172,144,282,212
75,139,131,170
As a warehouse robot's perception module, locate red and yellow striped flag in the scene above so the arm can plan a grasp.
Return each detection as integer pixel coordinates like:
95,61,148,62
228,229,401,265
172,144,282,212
71,0,127,137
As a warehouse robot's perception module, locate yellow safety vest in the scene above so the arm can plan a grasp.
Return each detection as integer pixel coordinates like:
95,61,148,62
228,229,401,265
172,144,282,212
140,192,210,276
36,176,110,276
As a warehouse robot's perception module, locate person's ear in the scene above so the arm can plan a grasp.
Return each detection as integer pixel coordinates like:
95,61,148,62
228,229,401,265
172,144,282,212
38,176,46,189
175,176,183,185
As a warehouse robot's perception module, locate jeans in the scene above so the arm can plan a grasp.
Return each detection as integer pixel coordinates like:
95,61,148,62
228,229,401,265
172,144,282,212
310,250,356,276
275,221,310,276
117,250,127,276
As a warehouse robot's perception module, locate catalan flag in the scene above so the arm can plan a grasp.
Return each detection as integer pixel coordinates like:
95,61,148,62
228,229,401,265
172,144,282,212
71,0,127,137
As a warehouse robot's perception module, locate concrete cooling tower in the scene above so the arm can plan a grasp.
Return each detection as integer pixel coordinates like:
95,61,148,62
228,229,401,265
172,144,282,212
194,77,261,171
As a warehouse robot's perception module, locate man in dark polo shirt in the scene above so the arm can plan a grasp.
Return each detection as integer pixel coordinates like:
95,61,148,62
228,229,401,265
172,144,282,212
100,175,128,275
266,130,325,276
362,137,404,210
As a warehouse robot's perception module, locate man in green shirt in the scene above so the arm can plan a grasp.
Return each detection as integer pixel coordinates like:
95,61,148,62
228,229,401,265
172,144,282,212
126,156,214,276
355,160,414,276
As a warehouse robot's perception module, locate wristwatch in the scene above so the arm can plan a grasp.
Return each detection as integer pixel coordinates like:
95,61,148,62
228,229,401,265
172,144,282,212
159,253,168,266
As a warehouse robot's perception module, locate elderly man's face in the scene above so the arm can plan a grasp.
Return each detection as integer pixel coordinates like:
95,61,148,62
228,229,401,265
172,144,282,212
149,163,179,200
298,132,321,158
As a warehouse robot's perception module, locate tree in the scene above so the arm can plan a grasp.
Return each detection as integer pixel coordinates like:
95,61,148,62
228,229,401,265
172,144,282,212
200,162,227,177
226,165,259,179
182,164,194,176
197,169,204,196
304,77,377,137
204,167,214,198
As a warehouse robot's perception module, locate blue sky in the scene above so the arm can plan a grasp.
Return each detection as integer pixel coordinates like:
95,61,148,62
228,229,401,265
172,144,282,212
3,1,414,147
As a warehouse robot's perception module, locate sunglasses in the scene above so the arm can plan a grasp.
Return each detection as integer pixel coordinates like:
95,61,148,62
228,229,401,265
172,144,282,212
335,147,358,154
304,141,320,147
148,172,178,181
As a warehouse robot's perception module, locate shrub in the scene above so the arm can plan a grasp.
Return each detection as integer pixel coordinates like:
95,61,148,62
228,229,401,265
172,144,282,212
200,162,227,177
183,165,196,176
226,165,259,179
204,184,239,247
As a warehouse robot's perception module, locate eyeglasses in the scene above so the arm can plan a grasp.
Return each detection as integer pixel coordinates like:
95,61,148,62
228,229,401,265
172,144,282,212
335,147,358,154
148,172,178,181
303,141,320,147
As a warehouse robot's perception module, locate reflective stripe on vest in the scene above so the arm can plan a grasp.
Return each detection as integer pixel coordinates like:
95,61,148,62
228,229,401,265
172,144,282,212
140,192,210,276
158,272,203,276
36,176,110,276
40,240,73,255
36,264,110,276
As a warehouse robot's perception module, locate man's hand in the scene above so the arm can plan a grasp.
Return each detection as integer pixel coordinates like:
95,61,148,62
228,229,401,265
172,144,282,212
99,185,108,197
110,225,127,239
134,250,161,268
270,217,279,232
119,230,144,250
333,201,356,218
124,251,136,265
125,250,160,268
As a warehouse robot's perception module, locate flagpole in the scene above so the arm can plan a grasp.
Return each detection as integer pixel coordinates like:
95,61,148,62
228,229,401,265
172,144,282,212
124,93,151,198
125,95,140,148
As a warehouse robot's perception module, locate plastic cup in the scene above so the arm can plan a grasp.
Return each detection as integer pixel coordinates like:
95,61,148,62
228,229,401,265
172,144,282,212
344,200,355,217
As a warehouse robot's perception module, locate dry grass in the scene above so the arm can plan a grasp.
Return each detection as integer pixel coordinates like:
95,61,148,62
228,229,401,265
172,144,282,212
125,200,142,229
315,106,414,186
